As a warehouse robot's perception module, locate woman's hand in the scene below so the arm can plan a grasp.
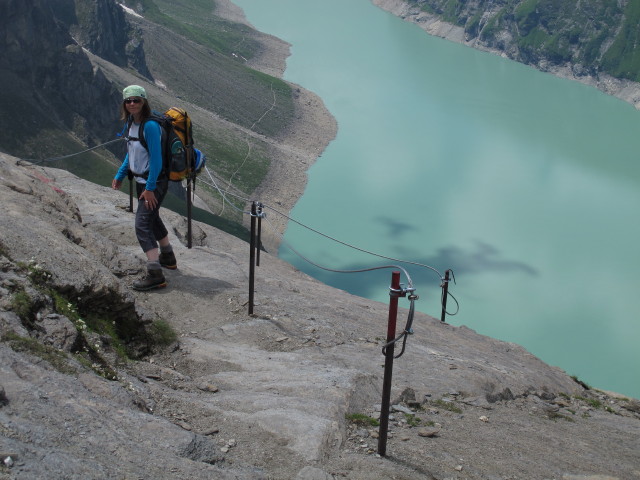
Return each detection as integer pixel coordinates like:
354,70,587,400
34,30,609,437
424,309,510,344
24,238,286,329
111,179,122,190
140,189,157,210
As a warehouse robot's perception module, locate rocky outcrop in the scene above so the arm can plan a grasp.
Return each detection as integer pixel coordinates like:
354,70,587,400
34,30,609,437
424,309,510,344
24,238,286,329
72,0,150,77
1,148,639,479
0,0,137,153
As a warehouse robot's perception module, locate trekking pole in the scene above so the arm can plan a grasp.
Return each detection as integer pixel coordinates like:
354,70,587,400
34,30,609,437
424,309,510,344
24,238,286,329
248,201,258,315
128,171,134,212
440,269,454,322
378,270,402,457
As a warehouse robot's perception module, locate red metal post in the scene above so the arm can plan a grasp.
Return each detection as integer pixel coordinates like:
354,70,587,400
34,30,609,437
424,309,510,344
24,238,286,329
378,270,401,457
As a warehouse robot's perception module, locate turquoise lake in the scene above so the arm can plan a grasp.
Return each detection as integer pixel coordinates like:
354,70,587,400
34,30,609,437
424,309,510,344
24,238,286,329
233,0,640,399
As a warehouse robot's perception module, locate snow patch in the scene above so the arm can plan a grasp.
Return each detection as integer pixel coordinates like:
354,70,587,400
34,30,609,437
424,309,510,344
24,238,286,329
119,3,143,19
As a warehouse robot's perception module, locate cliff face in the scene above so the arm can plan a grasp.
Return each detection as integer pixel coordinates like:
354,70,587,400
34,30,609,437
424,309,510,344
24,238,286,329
0,0,144,154
399,0,640,80
66,0,129,67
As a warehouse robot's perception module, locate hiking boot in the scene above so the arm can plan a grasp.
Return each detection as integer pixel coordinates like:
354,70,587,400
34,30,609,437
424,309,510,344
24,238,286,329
133,269,167,291
159,251,177,270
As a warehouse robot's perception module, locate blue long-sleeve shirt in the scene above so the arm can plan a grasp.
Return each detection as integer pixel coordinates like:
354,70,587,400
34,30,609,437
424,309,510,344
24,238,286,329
115,119,163,191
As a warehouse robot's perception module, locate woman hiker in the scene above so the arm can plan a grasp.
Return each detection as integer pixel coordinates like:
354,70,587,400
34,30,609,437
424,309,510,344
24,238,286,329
111,85,177,291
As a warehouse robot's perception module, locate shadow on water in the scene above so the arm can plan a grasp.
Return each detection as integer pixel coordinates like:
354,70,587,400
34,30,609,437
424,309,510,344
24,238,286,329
420,241,538,277
375,215,420,237
288,240,537,301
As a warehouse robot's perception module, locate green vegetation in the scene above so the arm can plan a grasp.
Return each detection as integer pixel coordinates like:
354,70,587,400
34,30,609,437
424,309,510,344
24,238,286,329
10,289,35,323
6,261,178,367
441,0,465,25
162,193,251,239
5,286,178,378
570,375,592,390
2,331,77,375
514,0,539,35
404,413,422,427
465,12,483,37
148,319,178,347
10,260,53,325
586,397,603,409
16,258,53,285
432,399,463,413
547,411,575,422
131,0,294,227
480,8,507,42
134,0,260,60
413,0,639,81
574,395,602,409
51,291,88,331
345,413,380,427
600,0,640,81
194,129,271,203
408,0,435,14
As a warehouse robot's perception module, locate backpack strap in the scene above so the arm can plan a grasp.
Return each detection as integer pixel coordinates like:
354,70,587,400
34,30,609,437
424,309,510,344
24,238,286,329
150,113,172,180
124,114,169,181
131,117,149,151
125,114,163,151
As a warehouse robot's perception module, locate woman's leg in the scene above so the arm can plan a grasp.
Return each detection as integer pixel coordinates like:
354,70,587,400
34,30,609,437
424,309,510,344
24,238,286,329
133,183,167,290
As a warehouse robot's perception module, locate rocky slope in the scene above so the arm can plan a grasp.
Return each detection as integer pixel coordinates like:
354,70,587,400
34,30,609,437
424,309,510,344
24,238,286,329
372,0,640,109
1,153,639,479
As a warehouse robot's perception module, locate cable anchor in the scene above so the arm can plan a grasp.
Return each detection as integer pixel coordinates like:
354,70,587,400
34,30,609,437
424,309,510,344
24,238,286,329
389,283,416,298
250,202,266,219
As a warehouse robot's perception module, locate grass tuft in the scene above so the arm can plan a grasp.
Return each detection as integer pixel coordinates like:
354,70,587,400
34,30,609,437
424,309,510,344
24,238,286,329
346,413,380,427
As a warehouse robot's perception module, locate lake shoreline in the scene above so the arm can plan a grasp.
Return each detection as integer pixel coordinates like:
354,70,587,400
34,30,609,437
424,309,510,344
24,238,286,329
217,0,338,252
220,0,639,253
372,0,640,110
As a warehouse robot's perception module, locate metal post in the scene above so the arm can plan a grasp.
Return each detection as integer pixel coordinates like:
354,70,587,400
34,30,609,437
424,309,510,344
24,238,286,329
248,201,257,315
378,270,401,457
440,269,451,322
256,203,262,267
187,177,193,249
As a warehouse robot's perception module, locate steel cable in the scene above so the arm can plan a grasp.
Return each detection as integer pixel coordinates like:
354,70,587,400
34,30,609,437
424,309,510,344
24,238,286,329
16,138,124,167
263,203,443,280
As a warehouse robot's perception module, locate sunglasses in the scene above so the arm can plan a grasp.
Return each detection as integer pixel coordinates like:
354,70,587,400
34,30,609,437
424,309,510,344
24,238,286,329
124,98,142,104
